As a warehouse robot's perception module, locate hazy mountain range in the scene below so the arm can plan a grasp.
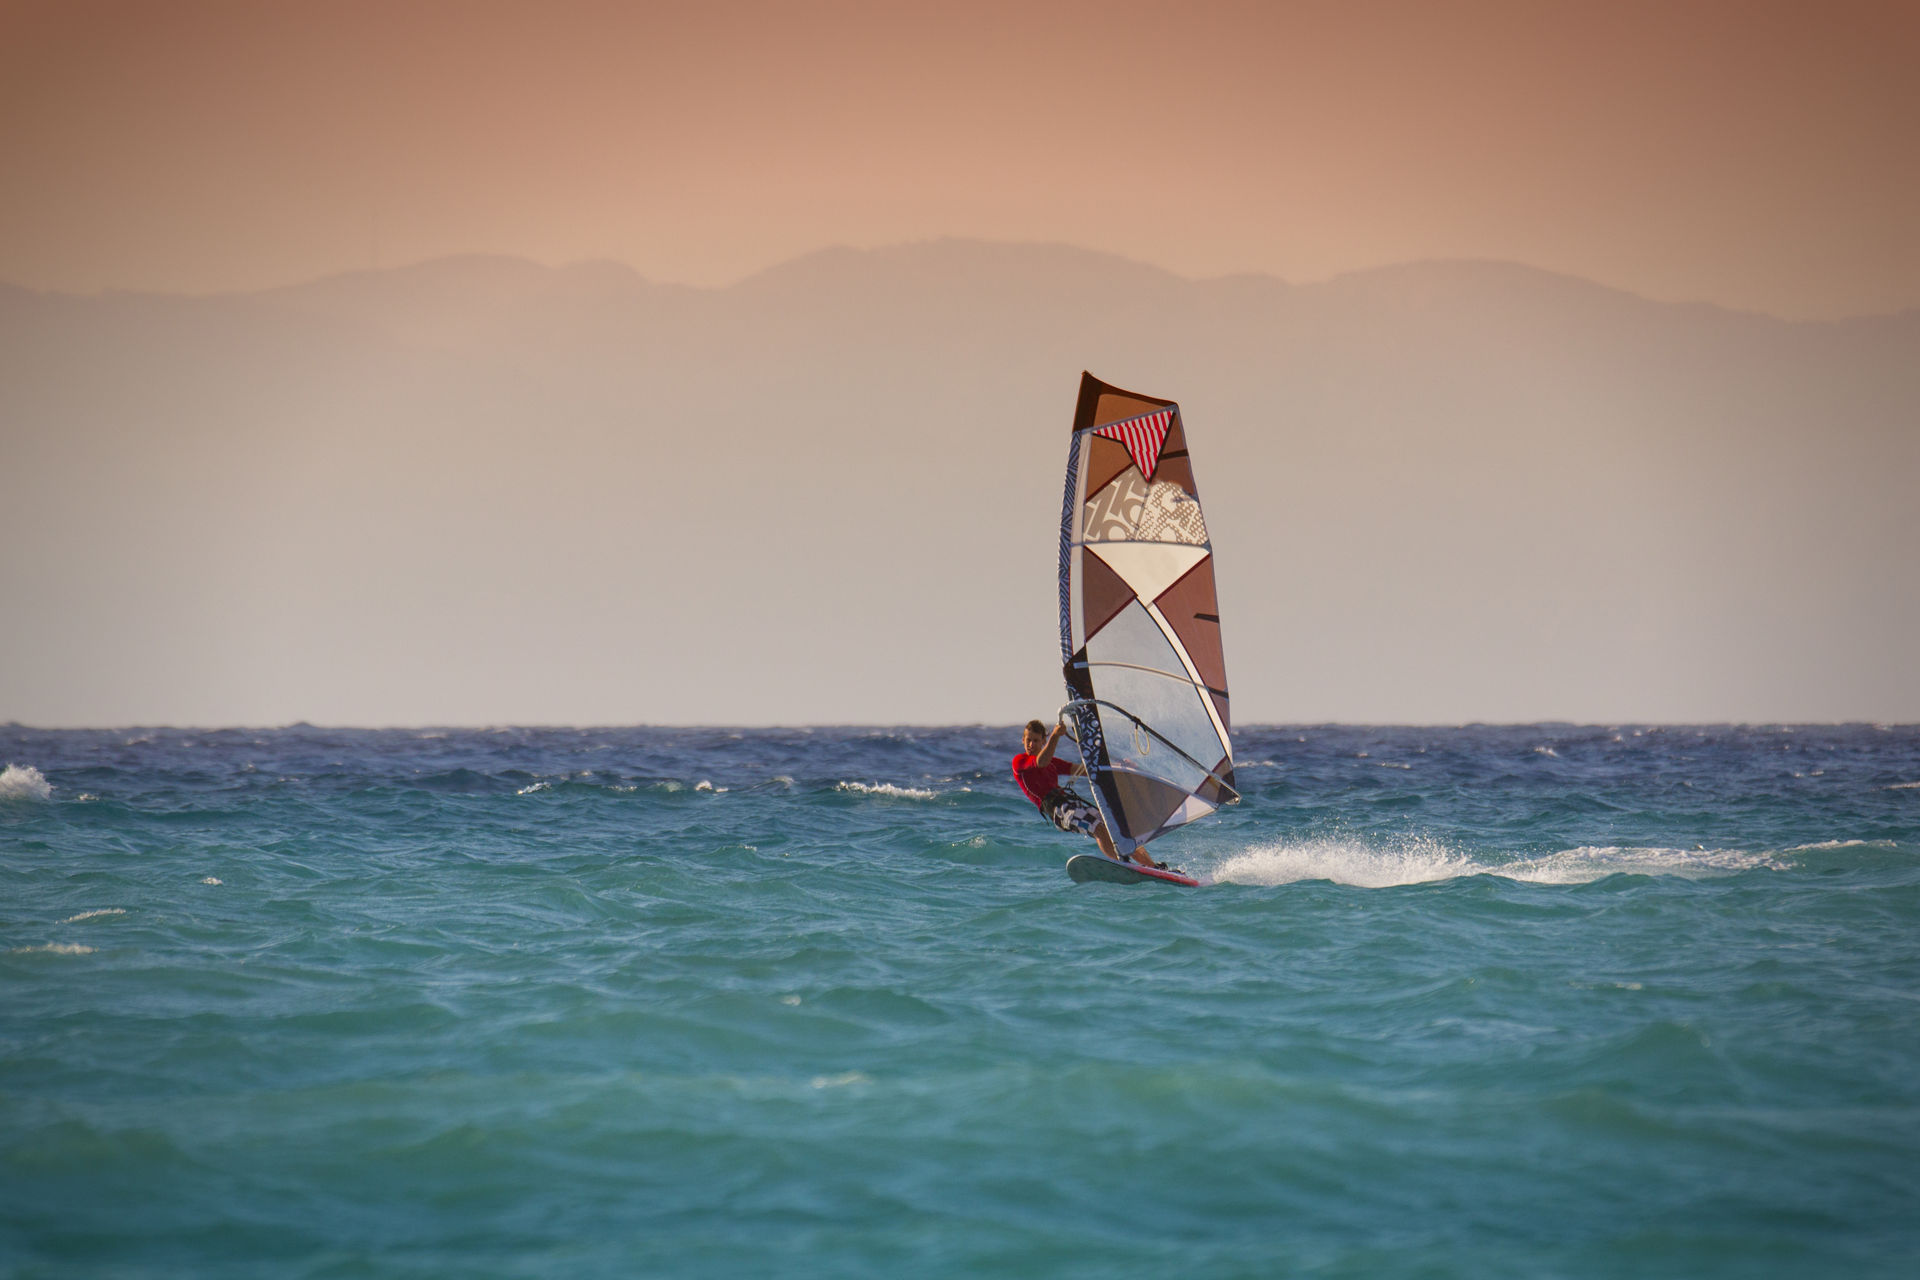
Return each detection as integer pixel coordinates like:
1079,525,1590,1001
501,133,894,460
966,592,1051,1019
3,241,1915,725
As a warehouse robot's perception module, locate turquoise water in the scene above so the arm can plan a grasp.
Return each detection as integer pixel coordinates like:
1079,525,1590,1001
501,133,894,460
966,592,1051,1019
3,724,1917,1277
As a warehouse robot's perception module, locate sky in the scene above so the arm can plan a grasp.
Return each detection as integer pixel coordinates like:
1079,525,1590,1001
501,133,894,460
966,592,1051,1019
2,1,1917,728
2,0,1917,319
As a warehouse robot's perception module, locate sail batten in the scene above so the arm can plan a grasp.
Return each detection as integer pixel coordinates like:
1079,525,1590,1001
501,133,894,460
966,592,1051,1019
1058,372,1234,857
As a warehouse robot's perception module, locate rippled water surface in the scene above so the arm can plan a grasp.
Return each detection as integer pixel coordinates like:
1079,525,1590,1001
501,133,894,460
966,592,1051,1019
3,724,1918,1277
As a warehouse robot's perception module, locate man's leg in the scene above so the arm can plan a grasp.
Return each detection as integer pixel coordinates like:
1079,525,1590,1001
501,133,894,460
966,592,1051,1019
1092,822,1154,866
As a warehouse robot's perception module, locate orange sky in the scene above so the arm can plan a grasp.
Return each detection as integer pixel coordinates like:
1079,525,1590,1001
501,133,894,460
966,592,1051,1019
2,0,1916,318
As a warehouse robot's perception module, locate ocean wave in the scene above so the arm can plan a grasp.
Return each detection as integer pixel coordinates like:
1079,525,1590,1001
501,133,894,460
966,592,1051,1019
1887,780,1920,790
0,763,53,801
1501,846,1786,884
1786,838,1899,851
1210,837,1785,888
835,781,937,799
60,908,126,923
10,942,94,955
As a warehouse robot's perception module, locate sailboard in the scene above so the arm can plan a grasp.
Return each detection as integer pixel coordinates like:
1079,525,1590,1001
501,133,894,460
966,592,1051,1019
1057,372,1236,880
1065,854,1202,888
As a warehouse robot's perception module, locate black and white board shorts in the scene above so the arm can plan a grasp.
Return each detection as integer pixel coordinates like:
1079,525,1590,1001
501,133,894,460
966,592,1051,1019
1041,789,1101,836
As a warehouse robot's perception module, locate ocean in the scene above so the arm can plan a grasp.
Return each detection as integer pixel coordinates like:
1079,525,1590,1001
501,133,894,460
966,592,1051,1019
2,723,1916,1278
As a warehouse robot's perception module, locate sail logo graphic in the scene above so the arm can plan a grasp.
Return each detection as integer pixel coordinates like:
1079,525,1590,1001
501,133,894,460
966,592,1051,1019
1085,471,1147,541
1135,483,1208,545
1085,473,1208,545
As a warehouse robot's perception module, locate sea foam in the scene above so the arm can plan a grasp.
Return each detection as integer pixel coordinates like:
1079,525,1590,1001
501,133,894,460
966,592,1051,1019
835,781,937,799
1501,845,1786,883
1211,836,1475,887
1786,838,1899,852
1210,837,1785,888
0,763,53,801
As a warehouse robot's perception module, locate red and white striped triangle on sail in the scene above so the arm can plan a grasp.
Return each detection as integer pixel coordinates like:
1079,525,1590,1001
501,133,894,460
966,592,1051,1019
1093,409,1174,481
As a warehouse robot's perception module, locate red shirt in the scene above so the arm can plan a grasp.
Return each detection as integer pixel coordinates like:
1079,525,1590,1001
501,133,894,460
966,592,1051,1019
1011,753,1072,810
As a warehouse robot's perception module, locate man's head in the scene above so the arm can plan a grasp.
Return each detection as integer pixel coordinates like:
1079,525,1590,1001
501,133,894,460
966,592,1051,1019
1022,719,1048,754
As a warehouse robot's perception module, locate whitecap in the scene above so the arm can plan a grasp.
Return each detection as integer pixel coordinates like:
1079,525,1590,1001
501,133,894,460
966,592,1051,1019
780,995,802,1006
1888,781,1920,790
201,877,222,885
1503,846,1785,884
516,782,552,795
1533,746,1558,757
809,1071,870,1089
0,763,53,801
1786,838,1898,851
11,943,94,955
60,908,125,923
1209,837,1784,888
835,781,937,799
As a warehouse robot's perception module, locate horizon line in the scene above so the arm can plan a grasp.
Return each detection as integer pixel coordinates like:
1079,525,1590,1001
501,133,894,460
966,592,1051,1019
6,238,1915,327
8,720,1914,734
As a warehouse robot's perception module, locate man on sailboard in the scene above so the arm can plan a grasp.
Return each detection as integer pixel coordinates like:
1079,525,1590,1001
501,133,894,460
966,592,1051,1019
1012,720,1163,869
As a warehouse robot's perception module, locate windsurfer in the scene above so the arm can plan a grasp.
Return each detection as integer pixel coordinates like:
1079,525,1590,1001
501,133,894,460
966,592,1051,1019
1012,720,1160,868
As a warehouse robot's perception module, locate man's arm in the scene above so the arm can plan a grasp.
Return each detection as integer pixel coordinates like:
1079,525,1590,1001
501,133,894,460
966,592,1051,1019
1037,726,1089,776
1034,723,1066,766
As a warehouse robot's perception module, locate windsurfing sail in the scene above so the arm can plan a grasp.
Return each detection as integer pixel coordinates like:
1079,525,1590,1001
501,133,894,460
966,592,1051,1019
1058,372,1236,858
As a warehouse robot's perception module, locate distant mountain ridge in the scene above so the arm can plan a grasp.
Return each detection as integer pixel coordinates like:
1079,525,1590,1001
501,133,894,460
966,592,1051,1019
2,240,1915,725
17,238,1917,324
